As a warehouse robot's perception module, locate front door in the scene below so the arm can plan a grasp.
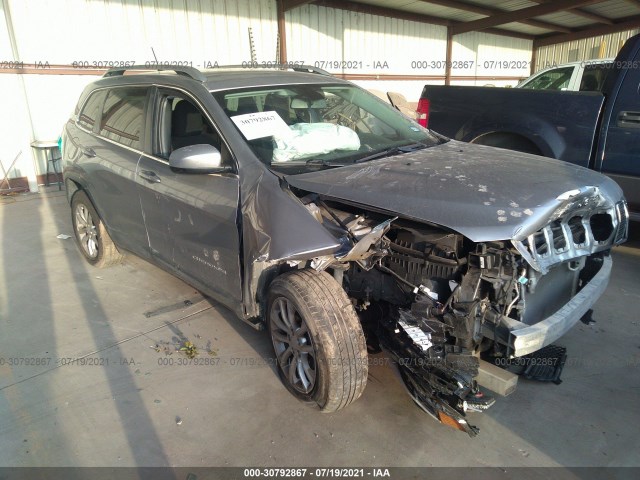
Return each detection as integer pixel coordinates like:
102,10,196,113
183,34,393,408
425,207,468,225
136,88,243,311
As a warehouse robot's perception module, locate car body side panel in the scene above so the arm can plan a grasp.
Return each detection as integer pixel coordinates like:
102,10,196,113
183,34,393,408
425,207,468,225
63,85,151,256
86,137,148,254
237,169,342,319
136,154,244,313
422,85,605,168
64,120,148,256
594,34,640,215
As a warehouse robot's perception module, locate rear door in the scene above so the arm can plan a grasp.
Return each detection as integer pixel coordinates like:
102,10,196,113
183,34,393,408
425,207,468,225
136,87,243,311
85,86,150,255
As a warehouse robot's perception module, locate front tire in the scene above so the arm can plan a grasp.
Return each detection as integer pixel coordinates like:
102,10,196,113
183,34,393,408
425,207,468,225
268,269,368,412
71,190,123,268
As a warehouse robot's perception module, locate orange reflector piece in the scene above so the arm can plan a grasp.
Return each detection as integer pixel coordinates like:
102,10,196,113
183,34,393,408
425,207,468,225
438,411,466,432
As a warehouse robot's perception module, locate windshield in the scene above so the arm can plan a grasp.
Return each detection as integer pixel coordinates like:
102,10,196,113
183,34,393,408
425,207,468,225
212,83,443,173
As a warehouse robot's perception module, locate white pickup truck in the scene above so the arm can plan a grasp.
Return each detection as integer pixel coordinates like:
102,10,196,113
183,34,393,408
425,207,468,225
518,59,613,91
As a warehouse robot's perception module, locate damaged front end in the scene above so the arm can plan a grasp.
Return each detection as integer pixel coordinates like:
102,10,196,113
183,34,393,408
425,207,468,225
289,188,627,436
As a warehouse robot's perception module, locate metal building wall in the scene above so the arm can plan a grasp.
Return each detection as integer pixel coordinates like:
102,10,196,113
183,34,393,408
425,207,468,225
285,4,531,100
1,0,278,189
2,0,533,190
0,0,39,191
535,29,640,71
285,3,447,100
285,3,448,74
451,31,532,87
8,0,278,65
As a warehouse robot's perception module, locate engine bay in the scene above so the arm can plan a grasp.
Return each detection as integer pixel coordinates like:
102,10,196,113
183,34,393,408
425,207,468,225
295,194,609,435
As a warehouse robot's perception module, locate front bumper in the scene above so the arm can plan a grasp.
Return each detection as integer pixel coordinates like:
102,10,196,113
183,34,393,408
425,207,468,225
506,255,612,357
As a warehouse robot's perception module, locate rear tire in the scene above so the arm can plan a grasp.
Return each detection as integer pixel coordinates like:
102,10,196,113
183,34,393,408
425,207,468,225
71,190,123,268
267,269,368,412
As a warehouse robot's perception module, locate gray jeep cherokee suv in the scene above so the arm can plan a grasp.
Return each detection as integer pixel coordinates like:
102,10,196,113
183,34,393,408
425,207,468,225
63,65,628,436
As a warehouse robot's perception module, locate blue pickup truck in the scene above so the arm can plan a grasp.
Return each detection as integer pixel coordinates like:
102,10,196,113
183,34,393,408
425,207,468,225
419,34,640,220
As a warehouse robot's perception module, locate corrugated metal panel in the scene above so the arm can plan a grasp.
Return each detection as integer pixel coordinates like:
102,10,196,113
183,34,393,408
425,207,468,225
0,1,37,187
3,0,279,181
285,4,448,75
535,12,593,28
403,3,483,22
1,0,538,180
451,31,532,84
583,0,640,19
535,29,640,71
355,0,417,8
498,22,548,35
473,0,536,10
8,0,278,65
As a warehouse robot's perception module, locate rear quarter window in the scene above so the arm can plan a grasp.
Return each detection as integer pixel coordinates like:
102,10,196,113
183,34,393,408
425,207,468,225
78,90,106,131
99,87,148,149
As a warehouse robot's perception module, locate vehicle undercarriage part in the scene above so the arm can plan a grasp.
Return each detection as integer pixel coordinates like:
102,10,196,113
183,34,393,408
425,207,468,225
484,344,568,384
521,345,567,384
377,306,493,437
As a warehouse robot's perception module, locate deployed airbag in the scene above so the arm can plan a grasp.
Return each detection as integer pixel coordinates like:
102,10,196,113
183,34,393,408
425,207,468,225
273,123,360,162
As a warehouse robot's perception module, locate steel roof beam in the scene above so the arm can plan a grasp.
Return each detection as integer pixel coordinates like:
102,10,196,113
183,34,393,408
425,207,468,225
418,0,572,33
534,15,640,47
313,1,452,26
282,0,314,11
313,1,535,38
530,0,614,25
451,0,603,35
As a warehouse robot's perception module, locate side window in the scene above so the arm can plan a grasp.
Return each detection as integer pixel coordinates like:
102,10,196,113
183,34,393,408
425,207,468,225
580,64,611,92
99,87,148,149
155,93,223,158
522,67,574,90
78,90,106,131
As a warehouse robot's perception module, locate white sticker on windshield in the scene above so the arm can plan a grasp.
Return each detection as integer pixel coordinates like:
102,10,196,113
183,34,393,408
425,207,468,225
231,111,290,140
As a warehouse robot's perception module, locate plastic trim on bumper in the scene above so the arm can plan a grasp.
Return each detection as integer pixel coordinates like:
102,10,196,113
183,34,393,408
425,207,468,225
510,255,612,357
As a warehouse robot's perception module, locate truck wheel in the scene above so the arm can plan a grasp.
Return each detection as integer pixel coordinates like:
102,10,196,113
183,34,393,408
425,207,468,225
71,190,123,268
473,133,541,156
267,269,368,412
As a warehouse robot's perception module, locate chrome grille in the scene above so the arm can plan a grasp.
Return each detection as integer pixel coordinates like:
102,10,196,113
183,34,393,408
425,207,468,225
614,201,629,244
520,211,615,273
513,190,625,274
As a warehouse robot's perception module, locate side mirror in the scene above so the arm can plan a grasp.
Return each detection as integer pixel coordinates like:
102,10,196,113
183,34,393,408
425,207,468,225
168,144,231,174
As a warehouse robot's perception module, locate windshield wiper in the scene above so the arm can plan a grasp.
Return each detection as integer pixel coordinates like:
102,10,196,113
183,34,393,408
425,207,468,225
354,143,428,164
305,158,346,167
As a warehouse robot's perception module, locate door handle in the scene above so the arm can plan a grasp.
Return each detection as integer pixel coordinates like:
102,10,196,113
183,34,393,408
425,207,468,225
617,111,640,128
138,170,161,183
82,148,96,158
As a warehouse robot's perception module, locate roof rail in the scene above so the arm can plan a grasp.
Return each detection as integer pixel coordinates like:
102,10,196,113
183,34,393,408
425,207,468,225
198,63,333,77
103,65,206,82
290,65,332,76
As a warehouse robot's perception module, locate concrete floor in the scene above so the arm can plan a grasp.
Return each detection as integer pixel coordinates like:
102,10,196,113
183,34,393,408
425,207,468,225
0,189,639,468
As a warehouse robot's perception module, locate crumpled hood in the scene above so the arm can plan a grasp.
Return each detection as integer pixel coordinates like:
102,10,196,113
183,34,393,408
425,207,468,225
285,140,624,242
